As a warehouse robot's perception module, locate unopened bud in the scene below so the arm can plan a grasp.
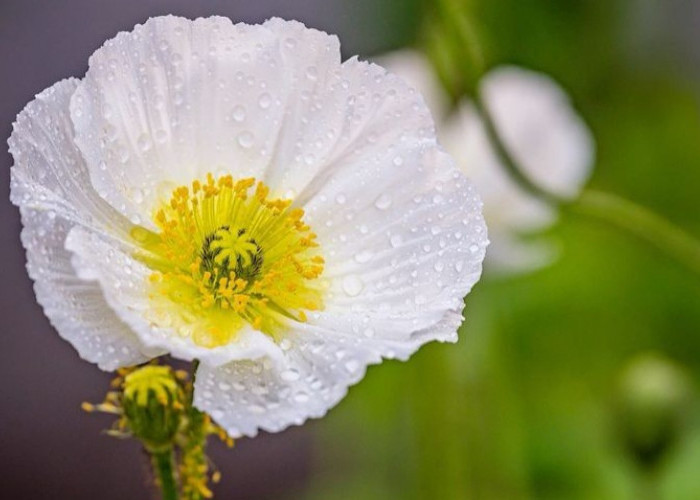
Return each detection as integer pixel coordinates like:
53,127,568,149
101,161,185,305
614,352,693,469
122,365,185,451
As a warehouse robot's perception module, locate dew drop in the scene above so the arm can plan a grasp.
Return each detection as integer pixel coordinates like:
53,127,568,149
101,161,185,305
237,131,254,148
354,251,373,263
342,275,364,297
280,369,301,382
374,194,392,210
258,93,272,109
136,134,152,152
294,391,310,403
231,105,246,122
345,360,360,373
305,66,318,80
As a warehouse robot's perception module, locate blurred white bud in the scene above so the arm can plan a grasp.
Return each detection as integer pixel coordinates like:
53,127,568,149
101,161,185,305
380,51,596,274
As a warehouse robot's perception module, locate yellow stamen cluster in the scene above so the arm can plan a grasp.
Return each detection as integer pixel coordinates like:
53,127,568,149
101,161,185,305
133,174,324,348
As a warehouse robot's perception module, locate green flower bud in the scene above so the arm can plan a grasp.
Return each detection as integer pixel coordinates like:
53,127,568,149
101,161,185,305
614,352,693,469
122,365,185,451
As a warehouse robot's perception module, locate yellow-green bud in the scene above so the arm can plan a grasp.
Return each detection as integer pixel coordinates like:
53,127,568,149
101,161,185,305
614,352,693,469
122,365,185,451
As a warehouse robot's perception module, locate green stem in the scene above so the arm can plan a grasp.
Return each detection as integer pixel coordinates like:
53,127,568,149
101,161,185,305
472,89,700,276
570,190,700,276
151,448,179,500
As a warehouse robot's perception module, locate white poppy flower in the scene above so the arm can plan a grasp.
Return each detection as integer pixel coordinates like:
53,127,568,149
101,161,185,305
380,51,595,273
9,16,487,437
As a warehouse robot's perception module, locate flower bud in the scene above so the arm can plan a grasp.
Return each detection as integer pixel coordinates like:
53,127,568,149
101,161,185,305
614,352,693,469
122,365,185,451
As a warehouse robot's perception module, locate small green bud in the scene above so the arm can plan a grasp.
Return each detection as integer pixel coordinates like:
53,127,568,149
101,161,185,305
122,365,185,451
614,352,693,469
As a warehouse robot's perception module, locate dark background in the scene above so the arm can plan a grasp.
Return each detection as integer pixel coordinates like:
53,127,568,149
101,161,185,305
3,1,700,499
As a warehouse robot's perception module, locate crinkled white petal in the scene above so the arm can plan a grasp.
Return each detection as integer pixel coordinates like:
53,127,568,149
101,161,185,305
373,49,449,122
9,79,153,370
195,311,465,438
70,15,350,226
442,65,594,273
195,55,487,437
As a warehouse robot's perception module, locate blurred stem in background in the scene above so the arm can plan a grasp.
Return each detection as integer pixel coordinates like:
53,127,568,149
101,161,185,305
473,92,700,277
426,0,700,277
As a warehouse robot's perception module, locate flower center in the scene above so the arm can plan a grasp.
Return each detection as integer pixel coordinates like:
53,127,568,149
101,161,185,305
132,174,324,348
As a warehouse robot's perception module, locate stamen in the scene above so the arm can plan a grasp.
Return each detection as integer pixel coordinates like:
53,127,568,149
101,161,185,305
132,174,324,348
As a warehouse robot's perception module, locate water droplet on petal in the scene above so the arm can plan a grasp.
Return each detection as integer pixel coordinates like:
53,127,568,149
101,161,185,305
345,360,360,373
342,275,364,297
354,251,373,263
390,234,403,248
237,131,254,148
374,194,392,210
231,105,246,122
280,369,300,382
258,93,271,109
294,391,310,403
136,134,152,152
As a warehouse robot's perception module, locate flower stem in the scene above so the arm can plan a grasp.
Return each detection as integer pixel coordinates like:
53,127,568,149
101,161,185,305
471,90,700,276
570,190,700,276
151,448,179,500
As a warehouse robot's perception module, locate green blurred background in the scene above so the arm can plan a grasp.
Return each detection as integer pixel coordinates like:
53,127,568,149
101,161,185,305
304,1,700,499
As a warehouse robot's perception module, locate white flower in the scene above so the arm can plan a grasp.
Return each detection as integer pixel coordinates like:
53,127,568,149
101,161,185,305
9,17,487,437
380,51,595,273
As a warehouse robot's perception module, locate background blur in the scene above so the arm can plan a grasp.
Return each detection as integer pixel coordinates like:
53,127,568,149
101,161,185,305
2,1,700,499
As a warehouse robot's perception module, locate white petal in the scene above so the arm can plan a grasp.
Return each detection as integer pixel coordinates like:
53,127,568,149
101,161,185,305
194,58,487,438
70,16,347,224
373,50,449,122
303,60,486,333
9,79,131,235
18,210,154,370
194,313,465,438
9,79,151,370
442,66,594,273
64,226,284,368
